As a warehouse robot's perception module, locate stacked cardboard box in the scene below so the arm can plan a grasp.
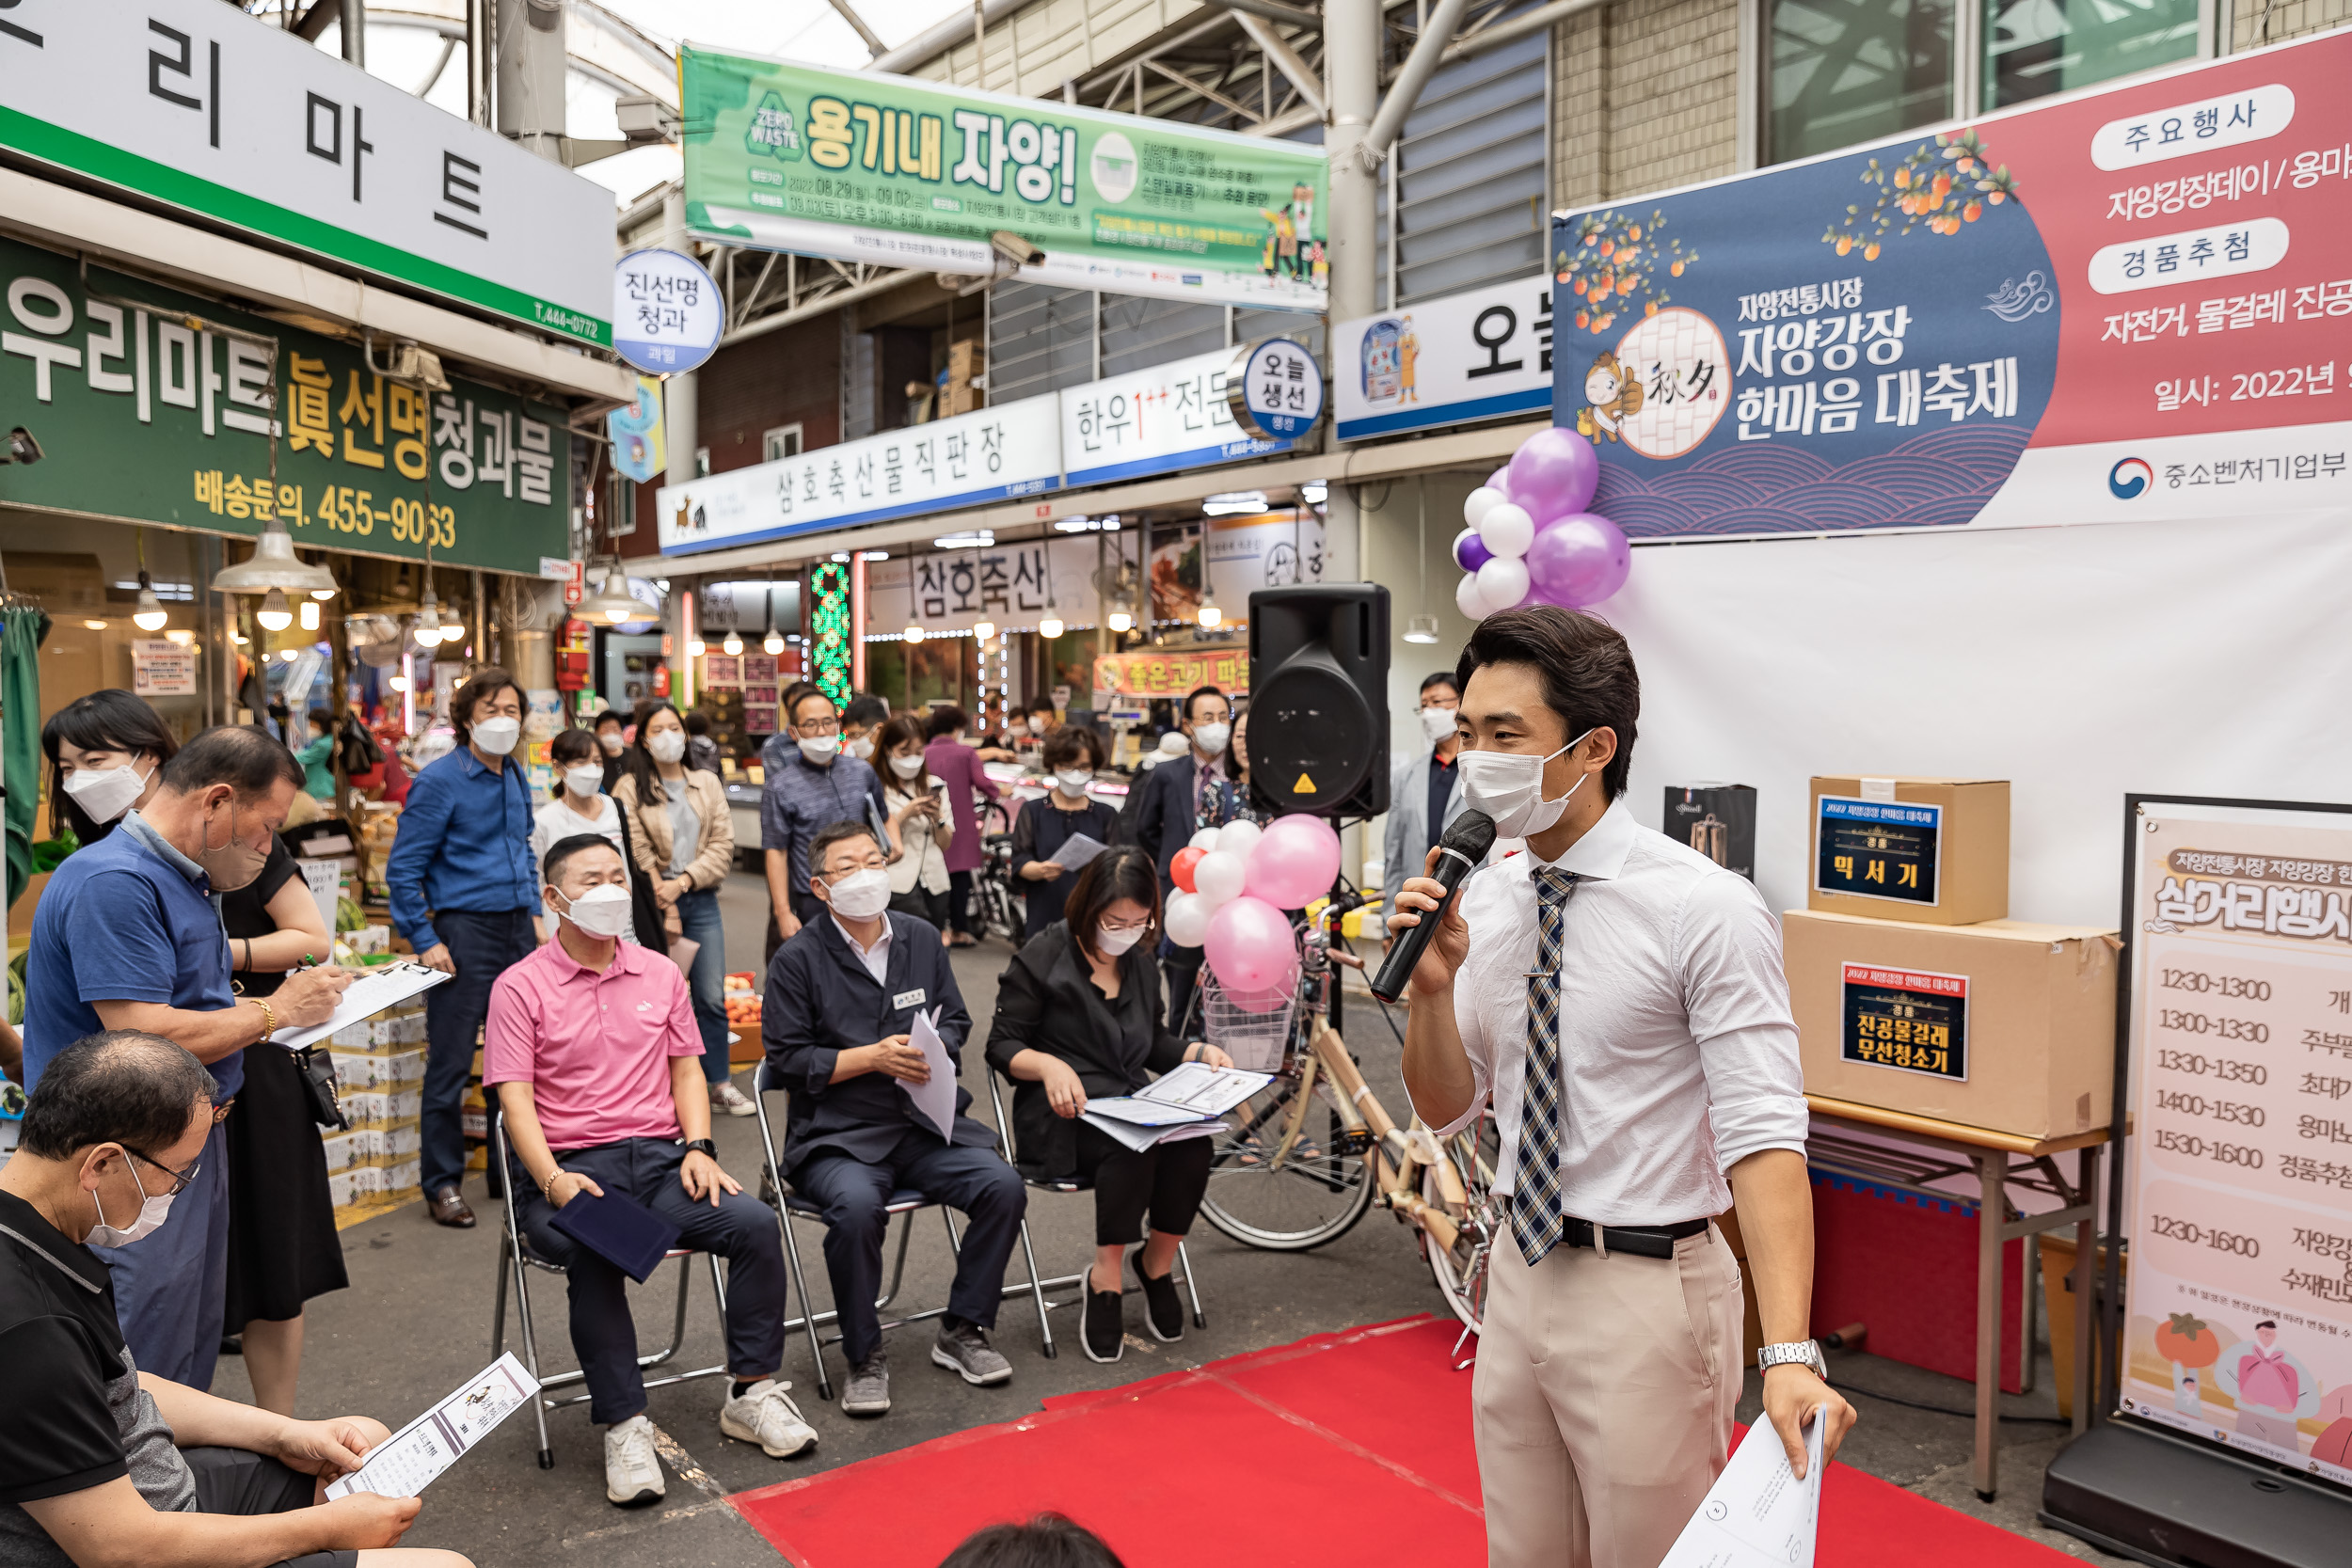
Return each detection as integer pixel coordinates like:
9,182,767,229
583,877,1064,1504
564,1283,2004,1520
323,1000,430,1227
941,339,984,416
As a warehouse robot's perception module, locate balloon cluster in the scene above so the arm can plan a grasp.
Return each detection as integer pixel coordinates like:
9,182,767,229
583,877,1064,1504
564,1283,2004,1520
1454,427,1631,619
1165,815,1342,1010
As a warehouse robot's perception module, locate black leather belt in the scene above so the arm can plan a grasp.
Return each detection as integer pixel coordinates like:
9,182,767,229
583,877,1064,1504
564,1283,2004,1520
1510,1200,1710,1259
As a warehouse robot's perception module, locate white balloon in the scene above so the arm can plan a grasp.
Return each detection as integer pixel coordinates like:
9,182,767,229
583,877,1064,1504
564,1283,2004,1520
1192,848,1248,908
1462,486,1506,529
1477,555,1531,611
1454,572,1490,621
1188,826,1222,852
1164,890,1210,947
1478,502,1535,560
1215,818,1263,859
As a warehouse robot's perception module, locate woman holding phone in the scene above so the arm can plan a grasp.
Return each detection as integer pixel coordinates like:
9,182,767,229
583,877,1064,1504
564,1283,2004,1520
877,714,956,938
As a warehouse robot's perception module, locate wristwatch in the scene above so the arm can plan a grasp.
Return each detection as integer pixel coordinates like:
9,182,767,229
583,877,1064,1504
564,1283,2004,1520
684,1138,717,1158
1756,1339,1828,1380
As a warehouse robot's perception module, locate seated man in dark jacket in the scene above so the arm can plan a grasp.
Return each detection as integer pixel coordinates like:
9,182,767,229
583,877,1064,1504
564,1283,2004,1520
763,820,1027,1418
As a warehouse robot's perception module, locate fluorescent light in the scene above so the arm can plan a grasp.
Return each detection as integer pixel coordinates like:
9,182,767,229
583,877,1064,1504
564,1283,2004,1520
278,647,301,662
1403,612,1441,644
1202,491,1267,516
932,530,993,549
299,599,321,631
972,620,997,642
164,629,195,646
905,625,926,643
1197,602,1222,629
82,618,108,631
1300,482,1328,504
858,549,889,561
1038,614,1064,640
1054,515,1094,532
831,551,852,562
1106,607,1134,633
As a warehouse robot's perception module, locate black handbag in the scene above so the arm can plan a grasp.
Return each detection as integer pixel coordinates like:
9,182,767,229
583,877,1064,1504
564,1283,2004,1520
293,1045,349,1131
614,800,669,957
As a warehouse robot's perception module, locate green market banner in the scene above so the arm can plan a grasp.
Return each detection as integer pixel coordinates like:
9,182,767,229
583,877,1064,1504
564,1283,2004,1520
0,238,568,575
680,45,1327,312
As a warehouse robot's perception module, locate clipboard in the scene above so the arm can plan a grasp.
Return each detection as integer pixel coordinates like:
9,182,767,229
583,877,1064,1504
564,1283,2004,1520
271,960,451,1051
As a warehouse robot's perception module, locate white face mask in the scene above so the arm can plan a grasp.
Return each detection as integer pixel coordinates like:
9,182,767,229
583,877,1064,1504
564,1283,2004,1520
1192,721,1231,756
61,758,153,825
564,766,605,800
1456,729,1596,840
647,731,687,764
1055,768,1092,796
846,736,875,761
598,733,626,756
87,1156,175,1249
888,752,926,780
1096,922,1146,957
1028,718,1049,736
1420,705,1460,745
472,716,521,756
555,881,631,940
798,733,842,765
822,864,893,921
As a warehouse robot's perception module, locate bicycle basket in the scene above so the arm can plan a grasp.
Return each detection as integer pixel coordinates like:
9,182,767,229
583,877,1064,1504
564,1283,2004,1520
1200,967,1301,1074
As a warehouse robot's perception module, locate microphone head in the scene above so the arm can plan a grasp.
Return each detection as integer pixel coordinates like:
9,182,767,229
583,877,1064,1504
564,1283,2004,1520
1438,808,1497,863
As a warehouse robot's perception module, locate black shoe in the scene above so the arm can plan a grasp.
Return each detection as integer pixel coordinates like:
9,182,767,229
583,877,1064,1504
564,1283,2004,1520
218,1335,243,1357
1082,1285,1124,1364
1135,1250,1184,1343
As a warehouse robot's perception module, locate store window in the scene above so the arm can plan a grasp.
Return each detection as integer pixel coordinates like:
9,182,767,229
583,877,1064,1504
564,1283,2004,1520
1983,0,2200,110
1768,0,1953,166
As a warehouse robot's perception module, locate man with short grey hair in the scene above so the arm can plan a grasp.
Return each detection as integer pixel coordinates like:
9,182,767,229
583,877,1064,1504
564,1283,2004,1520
0,1031,468,1568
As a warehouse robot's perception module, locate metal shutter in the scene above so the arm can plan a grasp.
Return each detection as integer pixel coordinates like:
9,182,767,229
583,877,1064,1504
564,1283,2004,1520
1388,9,1549,305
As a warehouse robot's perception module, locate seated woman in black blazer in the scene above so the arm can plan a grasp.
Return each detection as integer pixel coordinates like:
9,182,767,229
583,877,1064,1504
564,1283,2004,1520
984,846,1233,1364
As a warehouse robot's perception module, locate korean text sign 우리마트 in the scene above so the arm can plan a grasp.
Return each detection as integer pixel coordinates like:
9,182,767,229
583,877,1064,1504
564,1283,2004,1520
1552,29,2352,539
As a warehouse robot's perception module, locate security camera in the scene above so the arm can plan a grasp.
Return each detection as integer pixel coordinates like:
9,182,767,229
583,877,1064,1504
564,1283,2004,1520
990,230,1044,268
4,427,41,465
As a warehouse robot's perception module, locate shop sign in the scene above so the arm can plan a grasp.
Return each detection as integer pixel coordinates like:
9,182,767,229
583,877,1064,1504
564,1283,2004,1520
0,0,611,346
130,638,197,696
1146,513,1326,627
1059,347,1291,487
613,251,722,374
863,536,1098,637
1333,273,1554,440
0,238,569,576
610,375,665,484
656,393,1060,555
1227,337,1324,441
1091,646,1249,700
679,45,1327,312
1554,30,2352,540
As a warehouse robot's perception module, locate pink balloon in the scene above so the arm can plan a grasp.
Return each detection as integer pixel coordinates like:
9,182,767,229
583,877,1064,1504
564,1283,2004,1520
1506,427,1601,526
1246,812,1342,909
1525,513,1632,607
1203,895,1296,993
1454,527,1493,574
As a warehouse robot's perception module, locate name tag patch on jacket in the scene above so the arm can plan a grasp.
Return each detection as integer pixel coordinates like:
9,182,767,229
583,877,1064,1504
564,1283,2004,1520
892,988,927,1010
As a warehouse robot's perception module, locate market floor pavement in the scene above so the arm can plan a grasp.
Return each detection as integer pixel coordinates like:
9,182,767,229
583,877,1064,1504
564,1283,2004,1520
201,872,2127,1566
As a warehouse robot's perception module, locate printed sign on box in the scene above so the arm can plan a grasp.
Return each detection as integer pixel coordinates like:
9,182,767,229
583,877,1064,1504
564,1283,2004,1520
1840,961,1968,1081
1554,30,2352,539
1816,796,1944,906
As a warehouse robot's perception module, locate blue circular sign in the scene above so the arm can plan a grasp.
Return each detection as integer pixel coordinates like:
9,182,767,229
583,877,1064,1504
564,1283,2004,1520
613,249,723,375
1229,336,1327,440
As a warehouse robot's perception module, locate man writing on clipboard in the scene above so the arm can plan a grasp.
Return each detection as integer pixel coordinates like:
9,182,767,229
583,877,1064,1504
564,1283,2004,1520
1390,608,1855,1568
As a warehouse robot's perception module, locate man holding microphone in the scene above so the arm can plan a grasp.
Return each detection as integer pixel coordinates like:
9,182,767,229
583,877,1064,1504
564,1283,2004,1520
1390,606,1853,1568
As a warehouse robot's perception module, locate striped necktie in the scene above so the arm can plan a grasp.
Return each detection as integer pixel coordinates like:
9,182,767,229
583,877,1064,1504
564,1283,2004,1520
1512,865,1581,1264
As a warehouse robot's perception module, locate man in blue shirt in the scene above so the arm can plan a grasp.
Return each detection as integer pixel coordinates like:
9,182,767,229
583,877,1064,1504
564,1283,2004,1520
25,725,351,1388
386,668,540,1229
760,687,889,959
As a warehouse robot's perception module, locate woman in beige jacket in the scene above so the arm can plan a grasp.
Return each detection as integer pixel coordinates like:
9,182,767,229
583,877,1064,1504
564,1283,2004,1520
610,702,751,1115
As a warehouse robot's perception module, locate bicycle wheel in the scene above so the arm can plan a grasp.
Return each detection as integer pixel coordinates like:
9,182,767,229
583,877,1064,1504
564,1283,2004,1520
1422,1130,1498,1331
1199,1070,1377,1250
976,871,1020,942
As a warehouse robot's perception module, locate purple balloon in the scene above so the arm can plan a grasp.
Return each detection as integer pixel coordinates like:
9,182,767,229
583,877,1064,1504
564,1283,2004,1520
1454,526,1494,574
1506,428,1601,526
1525,513,1632,607
1486,466,1510,494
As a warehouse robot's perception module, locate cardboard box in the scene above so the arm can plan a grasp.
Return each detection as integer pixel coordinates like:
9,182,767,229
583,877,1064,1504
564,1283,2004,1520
1807,775,2010,925
1785,909,2117,1141
1662,783,1756,880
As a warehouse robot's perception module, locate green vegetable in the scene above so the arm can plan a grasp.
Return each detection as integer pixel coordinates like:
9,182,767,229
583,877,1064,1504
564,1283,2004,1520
7,965,22,1028
336,896,365,933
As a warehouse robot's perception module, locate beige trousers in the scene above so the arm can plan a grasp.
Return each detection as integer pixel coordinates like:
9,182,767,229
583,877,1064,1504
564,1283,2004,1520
1473,1221,1743,1568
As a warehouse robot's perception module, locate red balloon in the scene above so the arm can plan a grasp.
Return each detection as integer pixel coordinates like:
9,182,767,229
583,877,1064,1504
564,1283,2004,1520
1170,846,1205,894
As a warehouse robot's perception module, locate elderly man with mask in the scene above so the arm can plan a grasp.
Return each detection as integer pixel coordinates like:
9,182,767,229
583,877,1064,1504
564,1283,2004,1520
24,725,351,1392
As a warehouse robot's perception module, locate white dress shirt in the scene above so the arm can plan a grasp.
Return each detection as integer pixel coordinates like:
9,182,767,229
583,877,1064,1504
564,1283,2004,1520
832,911,893,984
1412,797,1807,1226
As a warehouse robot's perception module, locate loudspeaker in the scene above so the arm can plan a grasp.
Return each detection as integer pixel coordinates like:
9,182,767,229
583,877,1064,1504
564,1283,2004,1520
1247,583,1390,817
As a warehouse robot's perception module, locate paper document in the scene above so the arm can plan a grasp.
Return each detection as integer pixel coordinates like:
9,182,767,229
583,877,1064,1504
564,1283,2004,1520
1136,1062,1273,1116
1077,1110,1223,1154
325,1353,540,1499
1051,832,1108,873
1659,1414,1825,1568
1081,1096,1213,1128
273,960,451,1051
898,1007,958,1140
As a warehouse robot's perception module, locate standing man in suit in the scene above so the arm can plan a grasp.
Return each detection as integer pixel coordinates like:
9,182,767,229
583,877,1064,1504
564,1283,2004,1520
764,821,1026,1419
1124,685,1232,1028
1381,672,1467,937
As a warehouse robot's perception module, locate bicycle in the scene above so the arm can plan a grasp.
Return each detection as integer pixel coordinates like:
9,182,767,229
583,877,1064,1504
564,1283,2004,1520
971,825,1023,944
1195,892,1500,1337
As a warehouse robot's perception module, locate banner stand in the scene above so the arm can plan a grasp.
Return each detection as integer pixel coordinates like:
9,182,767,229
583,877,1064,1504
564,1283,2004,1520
2041,792,2352,1568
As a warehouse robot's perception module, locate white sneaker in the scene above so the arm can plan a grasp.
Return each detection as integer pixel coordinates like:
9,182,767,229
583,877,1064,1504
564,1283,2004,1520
720,1378,819,1458
603,1414,664,1507
710,1081,757,1117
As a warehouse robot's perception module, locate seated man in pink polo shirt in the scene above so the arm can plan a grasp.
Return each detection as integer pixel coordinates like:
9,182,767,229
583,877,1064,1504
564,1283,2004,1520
485,833,817,1511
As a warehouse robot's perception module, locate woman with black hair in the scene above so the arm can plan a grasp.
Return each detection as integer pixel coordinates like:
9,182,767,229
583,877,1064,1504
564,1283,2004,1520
1009,723,1118,939
40,689,179,845
983,845,1232,1364
922,705,1000,947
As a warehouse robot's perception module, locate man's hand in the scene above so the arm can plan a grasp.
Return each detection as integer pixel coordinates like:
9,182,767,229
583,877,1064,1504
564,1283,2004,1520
312,1492,424,1550
1761,1365,1856,1481
272,965,356,1028
774,909,803,942
273,1415,389,1479
1040,1056,1088,1118
547,1170,603,1210
417,943,456,974
681,1149,739,1207
865,1034,930,1084
1386,847,1470,997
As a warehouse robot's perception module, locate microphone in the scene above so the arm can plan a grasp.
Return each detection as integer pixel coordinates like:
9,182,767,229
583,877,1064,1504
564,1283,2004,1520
1370,808,1497,1004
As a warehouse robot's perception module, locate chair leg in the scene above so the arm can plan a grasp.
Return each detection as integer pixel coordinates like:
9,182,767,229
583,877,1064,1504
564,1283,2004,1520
1176,1239,1206,1329
777,1211,832,1401
876,1212,915,1309
1014,1219,1057,1359
940,1206,964,1256
507,1242,555,1469
490,1238,510,1359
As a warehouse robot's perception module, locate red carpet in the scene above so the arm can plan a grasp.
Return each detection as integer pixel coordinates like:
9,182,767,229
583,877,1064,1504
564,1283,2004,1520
730,1315,2075,1568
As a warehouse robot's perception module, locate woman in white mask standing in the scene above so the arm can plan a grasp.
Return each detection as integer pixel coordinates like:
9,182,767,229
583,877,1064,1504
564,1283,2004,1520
609,704,749,1116
530,728,644,945
1009,723,1119,939
875,714,956,941
984,847,1232,1365
42,689,179,848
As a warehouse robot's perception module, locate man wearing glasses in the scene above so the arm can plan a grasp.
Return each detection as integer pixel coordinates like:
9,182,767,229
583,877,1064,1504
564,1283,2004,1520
760,689,891,958
24,725,351,1392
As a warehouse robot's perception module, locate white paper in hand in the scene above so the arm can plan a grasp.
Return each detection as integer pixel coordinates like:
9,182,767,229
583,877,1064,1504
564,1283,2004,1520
1658,1413,1826,1568
324,1353,539,1499
898,1006,958,1140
